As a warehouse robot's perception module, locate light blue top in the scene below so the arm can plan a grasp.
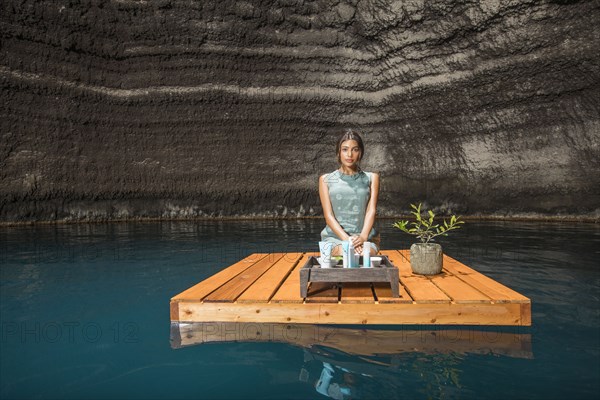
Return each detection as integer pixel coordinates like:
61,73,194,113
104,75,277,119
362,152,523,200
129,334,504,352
320,169,377,242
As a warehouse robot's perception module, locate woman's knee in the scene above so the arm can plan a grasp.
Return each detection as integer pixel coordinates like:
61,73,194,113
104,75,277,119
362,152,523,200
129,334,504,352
331,244,343,256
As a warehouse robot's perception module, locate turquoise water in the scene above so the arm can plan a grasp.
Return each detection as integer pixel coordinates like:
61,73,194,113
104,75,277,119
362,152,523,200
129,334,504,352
1,220,599,399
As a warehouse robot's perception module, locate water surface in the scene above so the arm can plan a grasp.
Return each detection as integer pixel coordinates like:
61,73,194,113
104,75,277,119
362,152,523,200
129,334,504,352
1,220,599,399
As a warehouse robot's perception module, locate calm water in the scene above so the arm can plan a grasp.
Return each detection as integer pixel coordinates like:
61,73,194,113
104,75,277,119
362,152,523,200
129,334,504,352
1,220,599,399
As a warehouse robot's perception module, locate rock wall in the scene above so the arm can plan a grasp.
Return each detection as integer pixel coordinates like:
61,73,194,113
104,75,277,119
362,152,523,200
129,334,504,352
1,0,599,222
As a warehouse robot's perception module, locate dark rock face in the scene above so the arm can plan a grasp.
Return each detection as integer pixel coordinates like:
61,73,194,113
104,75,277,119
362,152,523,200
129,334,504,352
1,0,599,222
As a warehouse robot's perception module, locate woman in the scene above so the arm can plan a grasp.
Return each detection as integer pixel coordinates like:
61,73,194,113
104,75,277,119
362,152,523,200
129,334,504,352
319,129,380,256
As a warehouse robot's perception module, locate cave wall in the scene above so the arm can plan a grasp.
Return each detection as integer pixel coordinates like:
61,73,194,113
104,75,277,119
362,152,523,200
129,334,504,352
1,0,599,222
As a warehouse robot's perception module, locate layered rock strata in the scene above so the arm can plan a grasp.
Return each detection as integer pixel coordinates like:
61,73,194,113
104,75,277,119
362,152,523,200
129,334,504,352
1,0,599,222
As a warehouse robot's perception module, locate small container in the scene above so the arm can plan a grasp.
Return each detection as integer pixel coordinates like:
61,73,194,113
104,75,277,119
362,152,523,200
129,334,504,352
347,238,356,268
342,240,350,268
370,256,382,267
363,242,371,268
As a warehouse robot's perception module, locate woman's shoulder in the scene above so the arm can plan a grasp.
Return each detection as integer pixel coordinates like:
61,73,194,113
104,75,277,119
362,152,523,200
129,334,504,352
362,170,379,175
320,170,341,182
362,170,380,182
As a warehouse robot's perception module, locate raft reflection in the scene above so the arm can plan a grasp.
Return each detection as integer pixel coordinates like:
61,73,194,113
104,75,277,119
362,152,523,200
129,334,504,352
170,322,532,359
171,322,532,399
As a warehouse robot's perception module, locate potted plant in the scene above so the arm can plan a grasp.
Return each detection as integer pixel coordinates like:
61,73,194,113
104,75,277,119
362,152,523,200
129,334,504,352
393,203,464,275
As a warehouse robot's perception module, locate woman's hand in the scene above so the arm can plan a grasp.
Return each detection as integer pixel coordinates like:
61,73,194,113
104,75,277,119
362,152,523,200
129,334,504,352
350,235,366,251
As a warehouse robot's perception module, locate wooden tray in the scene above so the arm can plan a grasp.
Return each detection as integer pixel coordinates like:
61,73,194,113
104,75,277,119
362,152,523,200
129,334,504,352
299,255,400,298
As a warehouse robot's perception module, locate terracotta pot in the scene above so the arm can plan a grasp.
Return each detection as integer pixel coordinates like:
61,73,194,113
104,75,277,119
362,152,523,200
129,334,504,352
410,243,443,275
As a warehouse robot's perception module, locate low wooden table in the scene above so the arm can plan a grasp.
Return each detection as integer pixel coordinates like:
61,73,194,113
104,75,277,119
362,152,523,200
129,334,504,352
299,255,400,298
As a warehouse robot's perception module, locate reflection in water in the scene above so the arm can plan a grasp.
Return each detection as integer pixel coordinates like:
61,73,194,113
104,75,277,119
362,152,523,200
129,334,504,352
171,322,532,399
301,348,468,399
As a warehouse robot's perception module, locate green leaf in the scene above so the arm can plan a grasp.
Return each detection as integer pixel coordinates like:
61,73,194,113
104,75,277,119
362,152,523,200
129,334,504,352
422,208,434,225
394,203,464,242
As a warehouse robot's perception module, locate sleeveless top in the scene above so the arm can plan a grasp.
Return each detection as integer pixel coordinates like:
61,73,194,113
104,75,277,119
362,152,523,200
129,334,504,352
320,169,378,241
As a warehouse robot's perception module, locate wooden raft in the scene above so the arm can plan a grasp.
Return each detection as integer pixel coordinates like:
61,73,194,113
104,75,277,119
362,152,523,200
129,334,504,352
170,250,531,326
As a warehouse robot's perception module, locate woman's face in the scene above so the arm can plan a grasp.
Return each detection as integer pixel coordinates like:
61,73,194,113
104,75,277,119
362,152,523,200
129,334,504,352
339,139,362,168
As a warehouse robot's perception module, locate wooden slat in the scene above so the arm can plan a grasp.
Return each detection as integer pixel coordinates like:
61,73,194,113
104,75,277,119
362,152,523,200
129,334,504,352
315,302,527,325
443,256,530,303
380,250,411,277
176,301,320,324
373,282,413,304
381,250,450,303
339,283,375,303
429,273,492,303
270,253,315,303
174,301,528,325
401,276,451,303
520,303,532,326
237,253,303,303
397,249,411,259
171,253,268,301
305,282,339,303
203,253,285,302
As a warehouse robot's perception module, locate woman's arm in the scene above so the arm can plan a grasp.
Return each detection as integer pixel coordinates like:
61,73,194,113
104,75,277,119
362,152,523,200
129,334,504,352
356,172,380,248
319,174,350,241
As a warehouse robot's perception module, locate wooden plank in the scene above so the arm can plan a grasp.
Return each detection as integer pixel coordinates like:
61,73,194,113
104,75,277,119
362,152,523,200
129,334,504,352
170,301,179,321
401,276,451,303
305,282,339,303
443,256,530,303
270,253,316,303
397,249,411,259
171,253,268,302
339,283,375,303
521,303,532,326
174,301,320,324
173,301,529,326
203,253,285,302
380,249,411,277
237,253,303,303
380,250,451,303
429,273,492,303
373,282,413,304
317,302,528,325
